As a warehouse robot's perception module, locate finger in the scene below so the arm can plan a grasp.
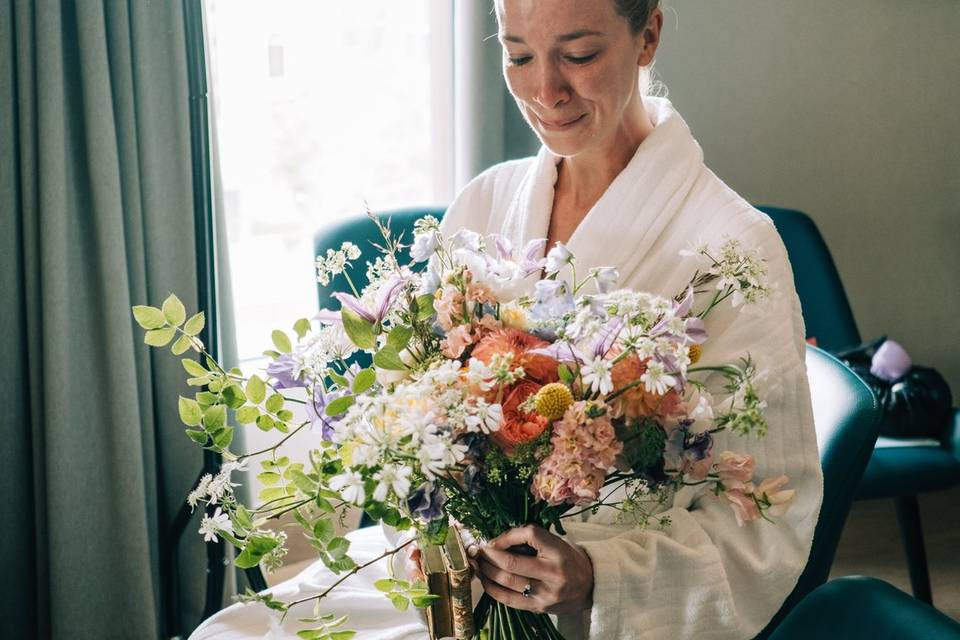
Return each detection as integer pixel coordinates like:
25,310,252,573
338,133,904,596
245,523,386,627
476,544,544,580
478,569,539,613
477,556,537,594
488,524,557,557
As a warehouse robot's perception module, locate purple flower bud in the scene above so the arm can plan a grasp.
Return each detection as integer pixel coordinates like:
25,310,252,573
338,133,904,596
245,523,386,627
871,339,912,382
266,352,304,389
407,483,446,521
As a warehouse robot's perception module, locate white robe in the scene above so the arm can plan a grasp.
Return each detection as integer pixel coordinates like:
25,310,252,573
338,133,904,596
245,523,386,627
191,97,822,640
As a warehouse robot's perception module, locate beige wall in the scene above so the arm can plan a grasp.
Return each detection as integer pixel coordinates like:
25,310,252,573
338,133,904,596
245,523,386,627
656,1,960,390
499,1,960,390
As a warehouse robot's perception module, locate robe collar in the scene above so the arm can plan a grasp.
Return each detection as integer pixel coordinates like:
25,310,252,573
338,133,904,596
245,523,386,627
501,97,705,282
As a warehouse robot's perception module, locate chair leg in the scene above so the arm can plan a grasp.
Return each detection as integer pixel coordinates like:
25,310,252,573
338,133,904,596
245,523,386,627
894,495,933,605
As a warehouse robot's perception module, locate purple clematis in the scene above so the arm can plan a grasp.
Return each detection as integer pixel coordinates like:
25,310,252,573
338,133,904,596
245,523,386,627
266,351,305,389
331,276,406,325
305,384,345,441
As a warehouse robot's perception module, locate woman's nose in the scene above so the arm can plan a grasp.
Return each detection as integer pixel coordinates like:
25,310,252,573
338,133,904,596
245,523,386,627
532,62,569,109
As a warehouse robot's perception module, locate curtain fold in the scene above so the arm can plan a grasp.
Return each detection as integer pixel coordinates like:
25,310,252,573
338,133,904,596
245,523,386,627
0,0,231,636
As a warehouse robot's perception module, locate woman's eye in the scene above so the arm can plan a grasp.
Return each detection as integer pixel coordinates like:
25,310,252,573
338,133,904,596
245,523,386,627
565,53,597,65
508,56,532,66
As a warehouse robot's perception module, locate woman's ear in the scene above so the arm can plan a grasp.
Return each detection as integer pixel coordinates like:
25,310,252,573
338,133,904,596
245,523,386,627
637,7,664,66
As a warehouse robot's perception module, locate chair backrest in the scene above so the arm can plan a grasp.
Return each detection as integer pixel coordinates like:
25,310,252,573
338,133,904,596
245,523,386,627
755,206,862,352
313,207,447,312
759,345,881,637
768,576,960,640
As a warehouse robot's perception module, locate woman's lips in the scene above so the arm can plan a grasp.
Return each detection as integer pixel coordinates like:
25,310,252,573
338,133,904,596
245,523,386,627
536,113,586,131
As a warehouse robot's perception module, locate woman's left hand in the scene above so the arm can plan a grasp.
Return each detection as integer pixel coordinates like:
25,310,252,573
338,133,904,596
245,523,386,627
468,524,594,615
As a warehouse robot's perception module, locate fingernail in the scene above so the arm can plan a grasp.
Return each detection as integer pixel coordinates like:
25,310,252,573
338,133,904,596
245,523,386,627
467,543,479,557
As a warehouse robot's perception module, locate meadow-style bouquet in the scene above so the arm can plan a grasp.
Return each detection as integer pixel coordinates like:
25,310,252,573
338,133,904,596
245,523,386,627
133,213,794,640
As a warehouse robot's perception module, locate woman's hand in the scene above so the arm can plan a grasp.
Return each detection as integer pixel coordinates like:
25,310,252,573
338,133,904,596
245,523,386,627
468,524,594,615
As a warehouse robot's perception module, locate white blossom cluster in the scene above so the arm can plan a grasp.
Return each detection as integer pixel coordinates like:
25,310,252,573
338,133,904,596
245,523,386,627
315,241,361,286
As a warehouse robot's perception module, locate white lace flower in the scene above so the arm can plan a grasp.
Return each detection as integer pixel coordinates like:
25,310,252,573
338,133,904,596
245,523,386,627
581,355,614,395
373,464,413,502
641,360,676,395
198,507,233,542
188,473,213,509
330,470,366,505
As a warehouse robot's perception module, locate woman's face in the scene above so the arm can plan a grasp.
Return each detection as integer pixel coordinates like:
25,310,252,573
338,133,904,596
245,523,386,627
496,0,660,158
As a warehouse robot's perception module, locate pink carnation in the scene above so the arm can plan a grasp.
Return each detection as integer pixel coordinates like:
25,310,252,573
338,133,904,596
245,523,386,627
531,402,623,507
434,287,463,331
726,488,761,527
441,324,474,359
716,451,755,490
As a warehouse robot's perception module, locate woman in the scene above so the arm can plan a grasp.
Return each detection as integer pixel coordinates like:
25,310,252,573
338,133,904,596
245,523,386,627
192,1,822,638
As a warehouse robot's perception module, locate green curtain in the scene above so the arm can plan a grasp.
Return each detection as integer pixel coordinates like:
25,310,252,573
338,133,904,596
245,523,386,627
0,0,235,637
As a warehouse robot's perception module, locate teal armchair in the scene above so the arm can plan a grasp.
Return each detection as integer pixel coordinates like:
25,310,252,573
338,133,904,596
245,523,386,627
768,576,960,640
758,206,960,605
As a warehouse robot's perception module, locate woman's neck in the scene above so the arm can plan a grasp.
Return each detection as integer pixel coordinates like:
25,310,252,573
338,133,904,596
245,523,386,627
548,96,655,245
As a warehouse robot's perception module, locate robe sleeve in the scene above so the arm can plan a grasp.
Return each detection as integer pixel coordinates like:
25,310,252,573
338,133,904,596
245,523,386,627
556,214,824,640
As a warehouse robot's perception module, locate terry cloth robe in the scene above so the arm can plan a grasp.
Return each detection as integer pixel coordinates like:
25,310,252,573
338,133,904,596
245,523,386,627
190,96,822,640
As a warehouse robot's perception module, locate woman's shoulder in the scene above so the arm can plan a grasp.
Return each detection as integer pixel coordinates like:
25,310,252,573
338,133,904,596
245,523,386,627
441,155,537,234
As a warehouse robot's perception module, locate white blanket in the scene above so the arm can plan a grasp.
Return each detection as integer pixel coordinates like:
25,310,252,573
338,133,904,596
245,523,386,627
191,97,822,640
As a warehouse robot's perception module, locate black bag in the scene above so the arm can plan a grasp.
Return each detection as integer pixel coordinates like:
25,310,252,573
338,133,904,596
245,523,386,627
833,337,953,439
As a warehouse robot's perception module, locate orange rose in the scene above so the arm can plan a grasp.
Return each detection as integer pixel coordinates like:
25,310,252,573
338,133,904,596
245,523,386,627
491,380,549,451
471,328,559,384
610,352,682,419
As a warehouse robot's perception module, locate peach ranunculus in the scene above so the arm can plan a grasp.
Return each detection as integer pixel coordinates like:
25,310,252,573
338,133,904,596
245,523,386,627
491,380,549,451
755,474,795,517
433,286,464,331
726,488,762,527
715,451,755,490
470,328,559,385
609,352,682,419
441,324,474,359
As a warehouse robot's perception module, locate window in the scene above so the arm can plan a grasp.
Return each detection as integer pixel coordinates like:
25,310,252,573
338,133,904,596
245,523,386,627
206,0,453,364
205,2,453,487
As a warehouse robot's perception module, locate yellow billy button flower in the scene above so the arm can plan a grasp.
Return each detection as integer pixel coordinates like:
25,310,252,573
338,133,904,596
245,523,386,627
534,383,574,420
688,343,702,364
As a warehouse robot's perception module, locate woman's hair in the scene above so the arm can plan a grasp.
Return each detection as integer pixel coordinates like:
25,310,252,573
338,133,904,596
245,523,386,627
612,0,667,97
612,0,660,33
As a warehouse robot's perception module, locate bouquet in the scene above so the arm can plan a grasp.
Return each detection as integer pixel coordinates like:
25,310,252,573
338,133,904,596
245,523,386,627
132,213,795,640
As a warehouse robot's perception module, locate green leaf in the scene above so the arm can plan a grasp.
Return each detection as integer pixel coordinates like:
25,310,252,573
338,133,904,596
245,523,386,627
275,456,290,467
195,391,218,407
185,429,208,445
144,327,176,347
272,330,293,354
162,293,186,326
374,578,395,592
208,379,223,393
265,393,285,414
415,294,435,320
329,632,357,640
327,369,349,388
341,307,376,350
171,334,192,356
386,325,413,351
325,395,355,417
182,359,208,377
203,404,227,430
293,318,311,339
351,368,376,394
289,469,316,494
178,396,203,427
257,471,281,486
132,305,166,330
313,518,335,543
259,487,289,502
276,409,293,422
187,375,213,387
246,375,266,405
222,384,247,409
235,406,259,424
256,414,275,431
234,535,279,569
212,426,234,450
387,592,409,611
296,631,323,640
184,311,205,336
411,595,439,607
373,347,406,371
558,363,575,384
315,495,335,513
327,536,350,559
234,505,254,530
